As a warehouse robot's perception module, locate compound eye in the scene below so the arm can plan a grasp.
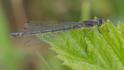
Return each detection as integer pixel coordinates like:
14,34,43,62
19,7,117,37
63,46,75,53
97,18,104,26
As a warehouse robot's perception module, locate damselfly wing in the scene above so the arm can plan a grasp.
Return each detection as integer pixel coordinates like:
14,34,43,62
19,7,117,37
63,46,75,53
10,18,104,38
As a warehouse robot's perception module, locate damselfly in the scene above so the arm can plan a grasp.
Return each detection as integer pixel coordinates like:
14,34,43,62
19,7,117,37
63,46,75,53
10,18,104,38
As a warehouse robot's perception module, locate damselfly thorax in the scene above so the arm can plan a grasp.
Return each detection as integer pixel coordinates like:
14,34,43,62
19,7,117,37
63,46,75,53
10,18,104,38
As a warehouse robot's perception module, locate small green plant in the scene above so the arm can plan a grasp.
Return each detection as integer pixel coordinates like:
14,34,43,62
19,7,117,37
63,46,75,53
37,21,124,70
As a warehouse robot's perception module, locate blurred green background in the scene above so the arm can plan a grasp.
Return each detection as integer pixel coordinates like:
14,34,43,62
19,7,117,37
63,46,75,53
0,0,124,70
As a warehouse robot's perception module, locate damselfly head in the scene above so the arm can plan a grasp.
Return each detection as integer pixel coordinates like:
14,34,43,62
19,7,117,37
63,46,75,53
84,18,104,27
97,18,104,26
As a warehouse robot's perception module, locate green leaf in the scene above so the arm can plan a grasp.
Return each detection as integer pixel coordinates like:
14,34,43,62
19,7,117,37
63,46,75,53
37,21,124,70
